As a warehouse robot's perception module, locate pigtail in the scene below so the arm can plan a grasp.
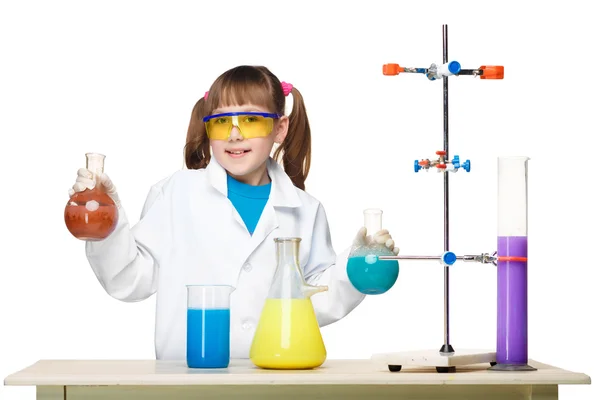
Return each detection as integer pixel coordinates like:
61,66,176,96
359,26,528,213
273,87,311,191
184,97,211,169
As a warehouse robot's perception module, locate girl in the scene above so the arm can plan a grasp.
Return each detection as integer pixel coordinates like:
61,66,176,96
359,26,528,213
69,65,400,360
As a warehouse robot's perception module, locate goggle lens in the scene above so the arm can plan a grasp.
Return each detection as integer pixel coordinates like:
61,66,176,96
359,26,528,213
203,112,279,140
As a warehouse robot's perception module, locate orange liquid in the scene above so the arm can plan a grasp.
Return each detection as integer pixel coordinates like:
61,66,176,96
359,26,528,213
249,298,326,369
64,188,118,241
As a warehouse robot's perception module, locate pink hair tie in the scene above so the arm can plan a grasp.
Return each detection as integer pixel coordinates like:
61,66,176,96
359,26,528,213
281,81,293,96
204,91,209,100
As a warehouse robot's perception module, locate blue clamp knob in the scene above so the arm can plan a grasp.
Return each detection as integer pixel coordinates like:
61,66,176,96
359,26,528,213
414,160,422,172
442,251,457,266
448,61,461,75
451,155,470,172
462,159,471,172
452,155,461,169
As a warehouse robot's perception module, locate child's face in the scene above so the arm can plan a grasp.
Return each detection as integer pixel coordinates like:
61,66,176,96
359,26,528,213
209,103,288,185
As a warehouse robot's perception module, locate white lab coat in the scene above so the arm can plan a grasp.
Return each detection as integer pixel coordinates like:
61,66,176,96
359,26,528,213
85,157,365,360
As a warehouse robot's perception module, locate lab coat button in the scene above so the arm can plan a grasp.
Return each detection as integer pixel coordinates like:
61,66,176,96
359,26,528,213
242,319,255,331
243,263,252,272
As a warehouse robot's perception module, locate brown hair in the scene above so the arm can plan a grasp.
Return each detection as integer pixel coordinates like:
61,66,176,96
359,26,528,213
184,65,312,190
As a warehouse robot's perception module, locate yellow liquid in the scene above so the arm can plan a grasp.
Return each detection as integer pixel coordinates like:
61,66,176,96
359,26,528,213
249,298,327,369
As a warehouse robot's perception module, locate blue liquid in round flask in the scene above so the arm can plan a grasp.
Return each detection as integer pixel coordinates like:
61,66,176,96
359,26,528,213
347,208,399,295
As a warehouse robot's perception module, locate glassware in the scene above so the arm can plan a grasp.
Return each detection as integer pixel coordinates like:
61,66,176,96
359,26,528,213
186,285,235,368
347,208,399,295
490,156,536,371
64,153,118,241
249,237,328,369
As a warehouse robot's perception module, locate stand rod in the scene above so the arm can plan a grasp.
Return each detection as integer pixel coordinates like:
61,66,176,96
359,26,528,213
441,23,454,355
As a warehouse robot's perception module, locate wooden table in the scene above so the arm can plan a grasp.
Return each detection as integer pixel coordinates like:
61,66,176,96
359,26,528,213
4,358,591,399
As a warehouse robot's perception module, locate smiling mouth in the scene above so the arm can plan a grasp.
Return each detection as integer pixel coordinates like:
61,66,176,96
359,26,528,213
226,149,251,155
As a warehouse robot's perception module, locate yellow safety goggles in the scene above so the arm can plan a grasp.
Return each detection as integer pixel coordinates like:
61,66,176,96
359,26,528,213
203,112,281,140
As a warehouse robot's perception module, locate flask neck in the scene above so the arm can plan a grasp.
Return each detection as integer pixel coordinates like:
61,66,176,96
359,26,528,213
86,153,106,181
276,238,300,266
271,237,328,299
363,208,383,236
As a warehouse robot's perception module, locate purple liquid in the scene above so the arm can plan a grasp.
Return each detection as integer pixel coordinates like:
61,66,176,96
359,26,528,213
497,236,528,365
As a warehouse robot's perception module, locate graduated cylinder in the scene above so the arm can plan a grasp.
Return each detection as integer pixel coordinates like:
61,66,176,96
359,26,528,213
492,156,536,371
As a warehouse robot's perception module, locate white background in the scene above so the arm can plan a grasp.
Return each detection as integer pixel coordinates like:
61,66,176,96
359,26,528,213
1,0,598,399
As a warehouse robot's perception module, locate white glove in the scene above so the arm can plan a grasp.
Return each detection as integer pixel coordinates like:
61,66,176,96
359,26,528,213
353,227,400,255
68,168,121,207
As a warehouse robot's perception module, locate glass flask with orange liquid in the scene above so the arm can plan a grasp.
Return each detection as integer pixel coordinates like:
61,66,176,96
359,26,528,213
249,237,328,369
64,153,118,241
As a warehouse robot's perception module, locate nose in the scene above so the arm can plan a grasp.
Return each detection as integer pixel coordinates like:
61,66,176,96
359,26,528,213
228,125,243,142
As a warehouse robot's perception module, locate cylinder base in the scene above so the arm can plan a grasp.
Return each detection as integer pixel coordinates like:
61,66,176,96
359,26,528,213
489,362,537,371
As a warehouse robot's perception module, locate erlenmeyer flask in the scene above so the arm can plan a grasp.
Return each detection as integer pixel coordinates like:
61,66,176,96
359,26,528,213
64,153,118,241
347,208,399,295
249,237,328,369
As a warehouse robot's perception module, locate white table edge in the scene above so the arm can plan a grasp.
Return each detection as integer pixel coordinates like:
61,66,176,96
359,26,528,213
3,358,592,387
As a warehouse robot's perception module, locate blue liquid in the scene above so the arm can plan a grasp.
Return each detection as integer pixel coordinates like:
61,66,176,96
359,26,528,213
186,308,230,368
347,256,399,295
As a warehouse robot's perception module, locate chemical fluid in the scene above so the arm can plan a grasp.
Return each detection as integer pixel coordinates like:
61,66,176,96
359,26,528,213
497,235,528,365
250,298,326,369
187,308,230,368
347,254,399,295
64,190,118,240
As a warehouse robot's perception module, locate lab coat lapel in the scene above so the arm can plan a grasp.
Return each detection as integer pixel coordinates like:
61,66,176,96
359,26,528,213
241,158,302,254
205,157,302,280
265,157,302,208
206,157,247,231
235,160,289,262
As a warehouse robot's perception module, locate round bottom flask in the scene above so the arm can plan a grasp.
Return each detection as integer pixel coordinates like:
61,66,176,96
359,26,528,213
64,153,118,241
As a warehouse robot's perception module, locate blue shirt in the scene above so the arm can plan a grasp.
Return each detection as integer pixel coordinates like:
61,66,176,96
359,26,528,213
227,174,271,235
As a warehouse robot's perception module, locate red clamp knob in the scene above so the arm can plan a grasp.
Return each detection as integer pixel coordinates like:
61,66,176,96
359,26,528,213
480,66,504,79
383,63,404,76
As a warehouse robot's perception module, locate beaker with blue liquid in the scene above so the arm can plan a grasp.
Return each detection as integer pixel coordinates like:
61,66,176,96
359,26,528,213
186,285,234,368
347,208,399,295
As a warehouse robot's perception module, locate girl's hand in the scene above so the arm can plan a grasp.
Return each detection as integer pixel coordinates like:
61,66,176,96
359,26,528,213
353,227,399,255
68,168,121,207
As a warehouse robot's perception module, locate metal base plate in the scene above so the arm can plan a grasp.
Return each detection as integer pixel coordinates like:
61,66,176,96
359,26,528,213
371,349,496,371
